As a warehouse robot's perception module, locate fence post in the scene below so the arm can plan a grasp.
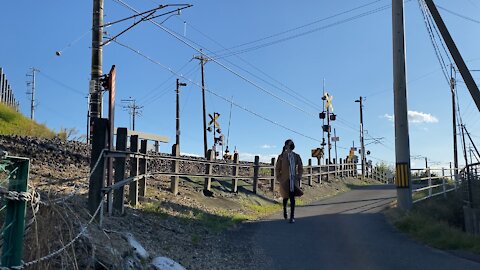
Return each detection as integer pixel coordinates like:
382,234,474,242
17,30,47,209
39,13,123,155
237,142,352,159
232,153,239,193
450,162,456,189
88,118,108,216
308,159,313,186
333,158,337,178
442,167,446,198
1,156,29,268
325,158,329,182
129,135,139,207
339,158,343,178
427,168,432,198
171,144,180,195
271,157,276,191
317,158,321,183
113,128,127,215
138,139,147,197
253,156,259,194
154,141,159,152
204,149,213,191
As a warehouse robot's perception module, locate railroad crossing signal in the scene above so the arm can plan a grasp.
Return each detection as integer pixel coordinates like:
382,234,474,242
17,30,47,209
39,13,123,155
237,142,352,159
324,93,334,112
311,148,324,158
208,112,220,128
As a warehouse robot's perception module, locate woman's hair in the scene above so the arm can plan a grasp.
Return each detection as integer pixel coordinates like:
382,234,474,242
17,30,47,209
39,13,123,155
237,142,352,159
284,139,295,151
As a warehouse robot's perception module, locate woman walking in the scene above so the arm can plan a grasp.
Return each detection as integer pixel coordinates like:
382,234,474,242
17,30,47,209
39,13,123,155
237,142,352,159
275,139,303,223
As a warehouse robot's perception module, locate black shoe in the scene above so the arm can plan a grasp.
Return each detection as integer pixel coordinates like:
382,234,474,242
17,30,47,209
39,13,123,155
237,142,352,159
283,212,288,220
289,218,295,223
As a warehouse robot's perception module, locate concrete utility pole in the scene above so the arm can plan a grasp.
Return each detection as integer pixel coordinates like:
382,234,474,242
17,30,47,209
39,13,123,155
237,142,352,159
26,68,38,120
176,79,187,149
89,0,104,139
355,96,366,178
194,50,209,157
450,65,459,179
392,0,413,210
122,98,143,131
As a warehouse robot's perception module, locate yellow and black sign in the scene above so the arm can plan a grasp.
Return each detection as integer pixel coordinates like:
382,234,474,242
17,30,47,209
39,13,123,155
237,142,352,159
311,148,323,158
395,163,409,188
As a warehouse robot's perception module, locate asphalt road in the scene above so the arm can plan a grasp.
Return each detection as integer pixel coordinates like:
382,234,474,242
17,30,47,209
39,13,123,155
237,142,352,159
244,184,480,270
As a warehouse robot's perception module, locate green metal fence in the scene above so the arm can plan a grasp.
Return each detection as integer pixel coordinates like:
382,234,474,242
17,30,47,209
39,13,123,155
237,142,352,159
0,155,30,268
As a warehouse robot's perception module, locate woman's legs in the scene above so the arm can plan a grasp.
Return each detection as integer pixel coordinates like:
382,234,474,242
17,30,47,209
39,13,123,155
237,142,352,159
289,191,295,221
283,198,288,219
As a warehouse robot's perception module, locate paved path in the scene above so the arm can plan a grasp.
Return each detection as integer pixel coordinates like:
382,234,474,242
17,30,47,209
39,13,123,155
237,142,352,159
244,184,480,270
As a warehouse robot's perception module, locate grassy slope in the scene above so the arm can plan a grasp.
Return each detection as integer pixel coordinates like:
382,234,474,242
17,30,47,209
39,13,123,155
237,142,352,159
386,192,480,254
0,103,55,138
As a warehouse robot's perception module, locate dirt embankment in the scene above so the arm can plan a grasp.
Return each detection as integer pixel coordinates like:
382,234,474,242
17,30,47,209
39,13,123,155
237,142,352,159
0,135,375,270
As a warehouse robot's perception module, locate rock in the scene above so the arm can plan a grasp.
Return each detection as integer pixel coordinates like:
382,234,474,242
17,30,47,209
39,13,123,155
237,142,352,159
125,233,149,260
151,257,185,270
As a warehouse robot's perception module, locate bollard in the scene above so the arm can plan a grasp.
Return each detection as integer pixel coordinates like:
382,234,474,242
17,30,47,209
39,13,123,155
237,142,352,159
170,144,180,195
128,135,139,207
253,156,260,194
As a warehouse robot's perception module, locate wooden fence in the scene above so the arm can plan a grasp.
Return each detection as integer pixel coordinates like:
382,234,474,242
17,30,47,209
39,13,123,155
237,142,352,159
94,130,391,216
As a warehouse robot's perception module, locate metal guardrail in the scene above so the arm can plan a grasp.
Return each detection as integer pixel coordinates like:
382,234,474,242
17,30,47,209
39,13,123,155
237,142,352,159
411,167,459,203
460,162,480,208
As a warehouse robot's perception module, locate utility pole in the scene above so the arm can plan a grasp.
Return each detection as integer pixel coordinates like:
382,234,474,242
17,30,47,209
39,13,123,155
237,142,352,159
393,0,413,209
450,65,459,179
425,157,428,168
26,67,38,120
194,50,209,157
355,96,366,178
122,98,143,131
176,79,187,149
89,0,104,140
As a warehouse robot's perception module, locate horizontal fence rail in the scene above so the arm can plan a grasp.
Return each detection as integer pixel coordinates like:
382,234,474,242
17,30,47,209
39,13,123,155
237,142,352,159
411,167,459,203
88,129,391,219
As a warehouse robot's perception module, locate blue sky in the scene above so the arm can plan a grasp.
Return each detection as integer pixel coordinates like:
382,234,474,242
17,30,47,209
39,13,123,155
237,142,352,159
2,0,480,168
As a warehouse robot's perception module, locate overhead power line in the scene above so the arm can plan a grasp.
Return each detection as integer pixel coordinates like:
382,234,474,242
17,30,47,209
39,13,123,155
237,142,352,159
212,0,386,56
212,1,414,59
437,5,480,24
111,39,322,143
112,0,318,118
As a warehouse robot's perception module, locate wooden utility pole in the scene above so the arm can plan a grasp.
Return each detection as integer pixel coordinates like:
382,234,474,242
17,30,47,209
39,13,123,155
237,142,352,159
393,0,413,209
450,65,459,179
176,79,187,148
194,50,209,157
355,96,366,178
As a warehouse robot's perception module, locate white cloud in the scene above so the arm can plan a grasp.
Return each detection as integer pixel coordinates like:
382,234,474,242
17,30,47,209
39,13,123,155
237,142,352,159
260,144,276,149
180,152,201,157
383,111,438,124
238,152,278,163
408,111,438,123
383,114,394,122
